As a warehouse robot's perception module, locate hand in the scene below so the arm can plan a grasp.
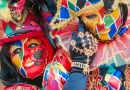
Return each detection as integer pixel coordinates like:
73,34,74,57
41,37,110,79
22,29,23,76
69,20,98,75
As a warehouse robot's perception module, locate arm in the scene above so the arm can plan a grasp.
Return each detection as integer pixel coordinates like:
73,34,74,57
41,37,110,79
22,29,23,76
63,20,98,90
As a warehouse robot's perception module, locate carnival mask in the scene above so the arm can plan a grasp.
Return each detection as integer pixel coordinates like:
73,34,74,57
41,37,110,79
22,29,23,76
82,5,122,41
10,37,47,78
10,9,28,26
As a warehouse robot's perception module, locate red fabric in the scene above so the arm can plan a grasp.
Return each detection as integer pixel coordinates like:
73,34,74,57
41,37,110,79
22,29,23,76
108,76,120,89
53,46,71,73
62,0,68,8
15,0,26,14
2,20,7,31
24,11,38,26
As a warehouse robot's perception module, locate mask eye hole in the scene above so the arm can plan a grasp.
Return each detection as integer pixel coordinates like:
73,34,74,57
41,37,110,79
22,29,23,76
86,14,97,19
28,43,38,49
103,10,113,15
13,48,22,54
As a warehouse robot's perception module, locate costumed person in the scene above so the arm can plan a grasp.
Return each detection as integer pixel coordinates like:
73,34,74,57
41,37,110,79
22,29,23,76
48,0,130,89
0,0,98,89
0,0,71,89
0,0,89,90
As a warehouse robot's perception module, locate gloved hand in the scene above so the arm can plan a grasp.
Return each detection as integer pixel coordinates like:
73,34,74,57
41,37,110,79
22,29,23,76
69,20,98,75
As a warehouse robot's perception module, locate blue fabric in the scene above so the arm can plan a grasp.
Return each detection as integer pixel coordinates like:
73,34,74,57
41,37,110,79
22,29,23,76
46,16,53,23
63,72,87,90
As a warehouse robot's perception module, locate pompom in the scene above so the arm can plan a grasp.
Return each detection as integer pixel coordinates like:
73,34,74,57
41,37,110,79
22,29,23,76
0,7,12,22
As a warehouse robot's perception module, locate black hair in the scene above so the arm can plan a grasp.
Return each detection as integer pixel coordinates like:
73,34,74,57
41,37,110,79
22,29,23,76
0,42,43,87
120,3,128,26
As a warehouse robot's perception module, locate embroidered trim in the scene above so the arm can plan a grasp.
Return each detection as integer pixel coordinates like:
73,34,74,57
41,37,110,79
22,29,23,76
86,68,109,90
124,64,130,90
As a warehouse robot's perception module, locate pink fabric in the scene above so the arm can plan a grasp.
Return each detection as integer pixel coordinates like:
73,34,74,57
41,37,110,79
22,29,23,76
4,84,40,90
15,0,26,14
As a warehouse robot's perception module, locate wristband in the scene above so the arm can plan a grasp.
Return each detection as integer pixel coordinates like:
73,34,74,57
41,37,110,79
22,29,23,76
71,62,90,75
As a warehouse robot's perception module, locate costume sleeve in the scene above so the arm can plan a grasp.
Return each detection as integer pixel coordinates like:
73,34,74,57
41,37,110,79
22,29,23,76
42,61,69,90
63,68,88,90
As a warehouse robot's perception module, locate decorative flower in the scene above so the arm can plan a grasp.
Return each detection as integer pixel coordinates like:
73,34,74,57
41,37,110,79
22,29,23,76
0,8,12,22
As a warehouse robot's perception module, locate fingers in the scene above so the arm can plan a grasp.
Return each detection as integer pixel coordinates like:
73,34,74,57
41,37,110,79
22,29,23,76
71,30,77,41
70,30,77,59
77,21,85,48
70,30,77,51
78,20,84,34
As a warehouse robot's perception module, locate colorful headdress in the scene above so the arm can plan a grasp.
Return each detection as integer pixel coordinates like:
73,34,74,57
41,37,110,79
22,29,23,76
49,0,130,30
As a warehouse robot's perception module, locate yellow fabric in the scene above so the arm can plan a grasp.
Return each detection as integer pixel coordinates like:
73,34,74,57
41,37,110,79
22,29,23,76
104,74,110,83
70,0,76,4
56,63,66,73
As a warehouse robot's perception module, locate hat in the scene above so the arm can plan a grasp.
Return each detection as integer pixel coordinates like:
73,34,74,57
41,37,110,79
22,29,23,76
49,0,130,29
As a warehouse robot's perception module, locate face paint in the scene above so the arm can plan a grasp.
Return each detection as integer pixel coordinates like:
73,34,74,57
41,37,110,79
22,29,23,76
82,5,122,41
10,37,47,78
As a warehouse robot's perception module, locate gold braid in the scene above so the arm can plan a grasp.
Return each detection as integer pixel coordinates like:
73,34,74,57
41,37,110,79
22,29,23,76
49,0,62,28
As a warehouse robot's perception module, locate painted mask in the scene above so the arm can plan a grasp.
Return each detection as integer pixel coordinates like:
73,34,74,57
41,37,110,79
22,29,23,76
10,37,47,78
82,5,122,41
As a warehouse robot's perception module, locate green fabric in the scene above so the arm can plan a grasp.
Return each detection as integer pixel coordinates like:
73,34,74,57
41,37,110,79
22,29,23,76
107,66,115,74
68,1,76,12
104,16,114,28
5,24,13,36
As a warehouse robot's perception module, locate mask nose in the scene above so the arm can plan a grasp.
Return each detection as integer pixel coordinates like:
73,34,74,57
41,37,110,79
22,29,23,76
23,47,32,62
23,50,30,58
97,23,106,32
96,14,106,32
98,14,104,25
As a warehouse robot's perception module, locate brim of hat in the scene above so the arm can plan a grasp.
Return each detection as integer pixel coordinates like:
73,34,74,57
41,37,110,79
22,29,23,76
0,29,45,46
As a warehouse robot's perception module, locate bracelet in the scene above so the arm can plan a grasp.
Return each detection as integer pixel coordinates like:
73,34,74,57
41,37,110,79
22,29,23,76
71,62,90,75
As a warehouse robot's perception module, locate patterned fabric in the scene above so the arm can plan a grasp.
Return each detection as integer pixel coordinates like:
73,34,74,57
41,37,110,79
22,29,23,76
43,61,69,90
86,68,109,90
42,46,71,90
104,66,122,90
124,64,130,89
55,0,101,23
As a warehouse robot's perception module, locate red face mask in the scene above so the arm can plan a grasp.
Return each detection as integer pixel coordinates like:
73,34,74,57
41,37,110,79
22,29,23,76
10,37,48,78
